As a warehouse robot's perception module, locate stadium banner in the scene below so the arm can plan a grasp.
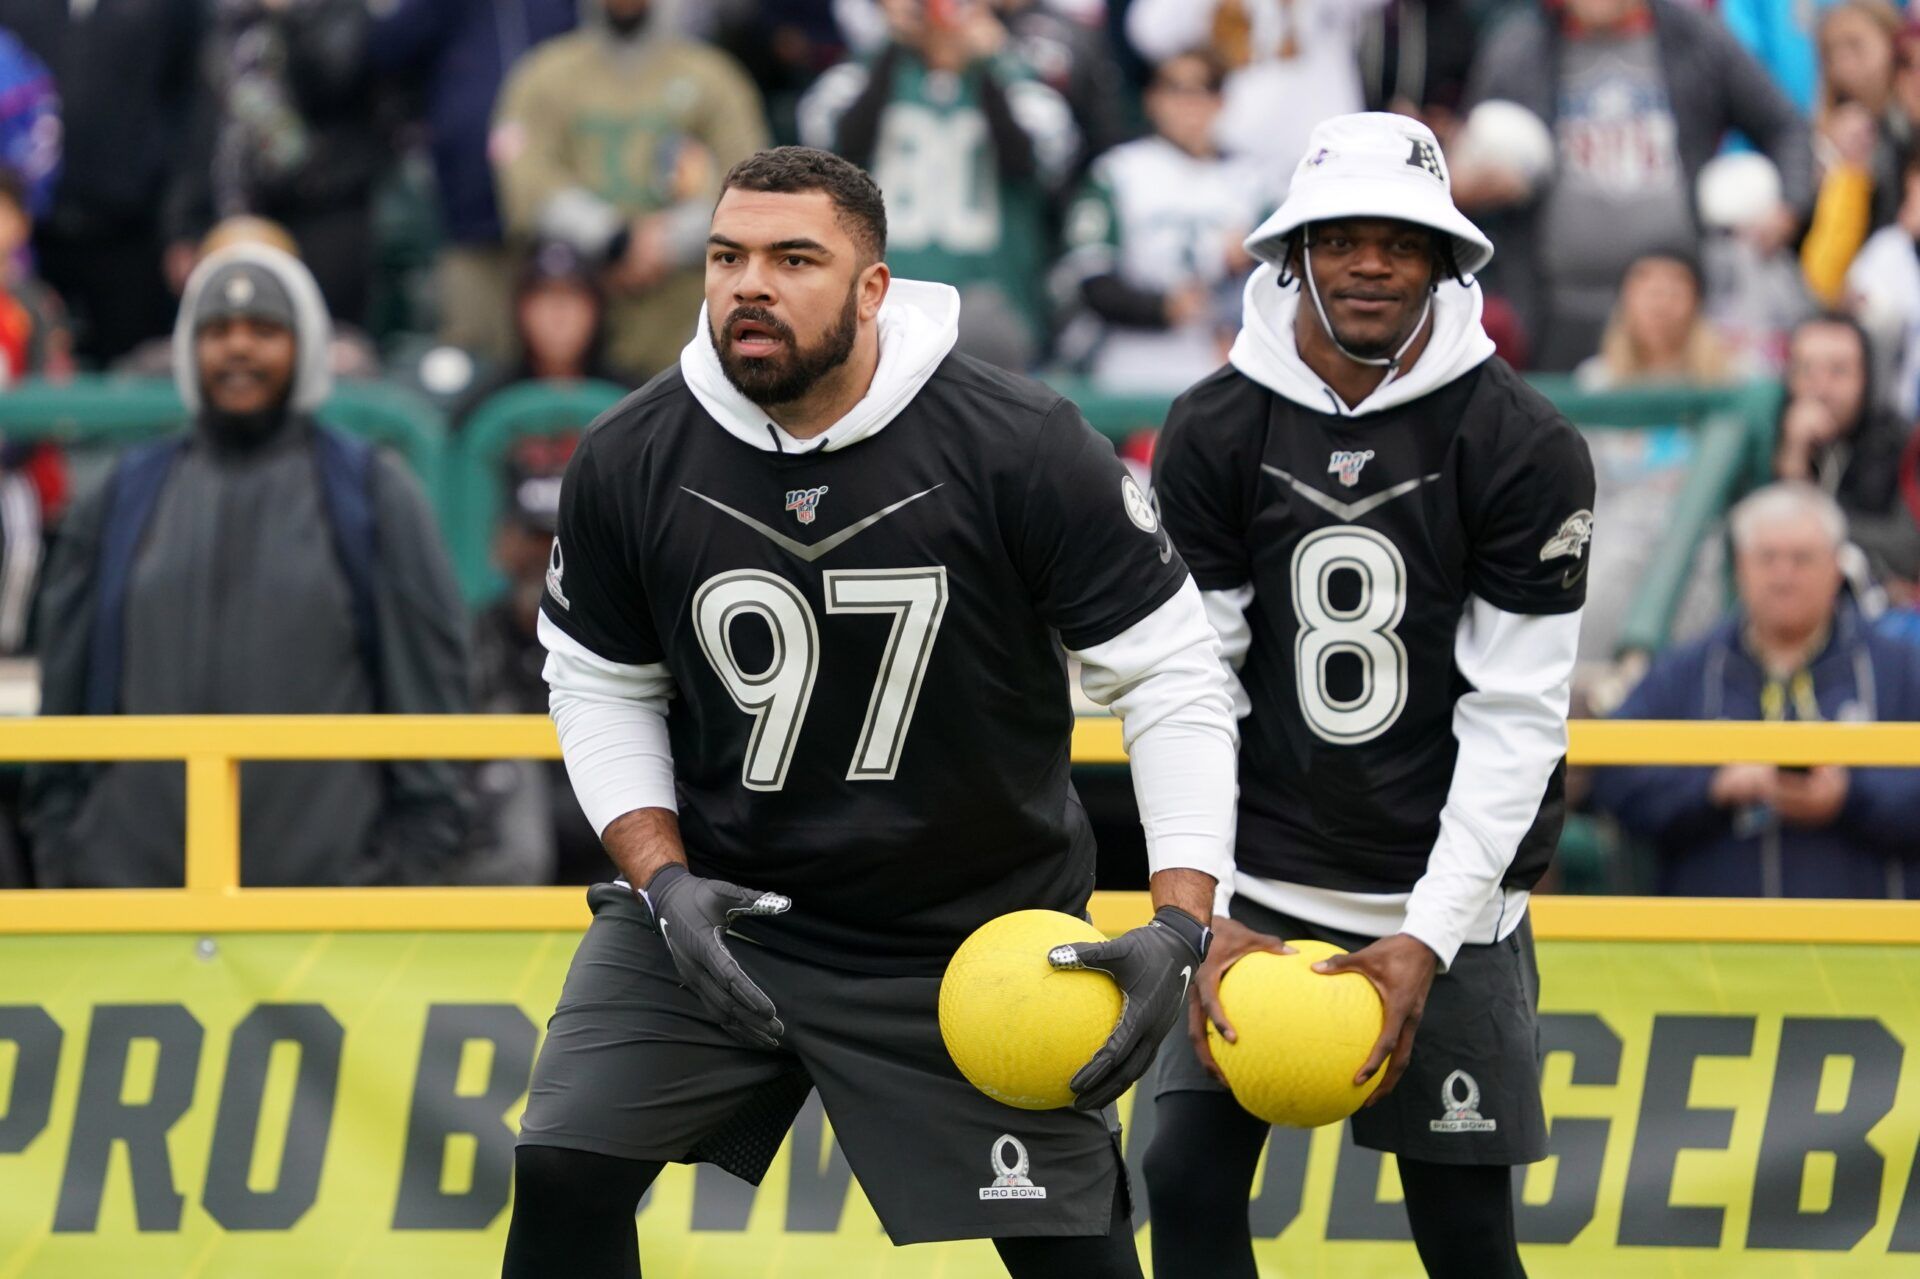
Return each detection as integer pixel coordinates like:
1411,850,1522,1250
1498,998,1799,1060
2,931,1919,1278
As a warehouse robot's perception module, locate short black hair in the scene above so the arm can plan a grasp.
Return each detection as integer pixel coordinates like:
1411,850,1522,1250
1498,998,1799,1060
720,146,888,263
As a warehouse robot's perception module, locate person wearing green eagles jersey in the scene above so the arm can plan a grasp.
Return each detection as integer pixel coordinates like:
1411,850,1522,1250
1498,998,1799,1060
799,0,1078,370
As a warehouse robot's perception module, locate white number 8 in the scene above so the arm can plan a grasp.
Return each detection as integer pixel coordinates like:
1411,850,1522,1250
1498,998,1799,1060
1291,527,1408,745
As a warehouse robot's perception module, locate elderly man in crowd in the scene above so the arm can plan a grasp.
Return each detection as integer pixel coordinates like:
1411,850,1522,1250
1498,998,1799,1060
1591,482,1920,899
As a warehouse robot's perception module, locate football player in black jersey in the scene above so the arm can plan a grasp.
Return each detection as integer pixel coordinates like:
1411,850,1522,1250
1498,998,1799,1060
1143,114,1595,1279
500,147,1237,1278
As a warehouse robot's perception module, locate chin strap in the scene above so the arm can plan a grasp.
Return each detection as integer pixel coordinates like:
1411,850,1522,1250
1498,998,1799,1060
1299,225,1434,392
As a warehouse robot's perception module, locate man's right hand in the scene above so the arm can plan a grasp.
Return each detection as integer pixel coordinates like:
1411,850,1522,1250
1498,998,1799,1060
1188,915,1294,1085
645,864,791,1050
1710,762,1778,810
1776,400,1841,478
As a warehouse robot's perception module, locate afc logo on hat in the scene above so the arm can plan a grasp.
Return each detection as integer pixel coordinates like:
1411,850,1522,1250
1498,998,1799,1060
1406,138,1444,182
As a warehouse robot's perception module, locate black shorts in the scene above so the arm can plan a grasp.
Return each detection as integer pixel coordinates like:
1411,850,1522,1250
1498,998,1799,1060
518,884,1129,1244
1154,895,1548,1166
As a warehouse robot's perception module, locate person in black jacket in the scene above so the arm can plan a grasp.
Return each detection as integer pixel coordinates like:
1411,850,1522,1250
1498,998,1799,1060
174,0,386,327
1775,314,1920,584
0,0,203,364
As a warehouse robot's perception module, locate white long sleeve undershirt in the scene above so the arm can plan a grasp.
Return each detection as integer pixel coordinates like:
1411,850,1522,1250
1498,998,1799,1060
539,612,677,836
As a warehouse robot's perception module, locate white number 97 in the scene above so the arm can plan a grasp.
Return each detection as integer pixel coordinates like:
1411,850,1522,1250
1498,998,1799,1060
693,567,949,791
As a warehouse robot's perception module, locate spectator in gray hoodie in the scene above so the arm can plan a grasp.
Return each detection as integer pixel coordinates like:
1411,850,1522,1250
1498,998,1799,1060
1460,0,1814,371
26,244,469,888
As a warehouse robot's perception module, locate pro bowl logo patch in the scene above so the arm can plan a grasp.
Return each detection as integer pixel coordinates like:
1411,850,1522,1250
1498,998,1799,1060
1429,1070,1497,1133
784,485,829,526
1539,509,1594,561
545,540,569,610
978,1134,1047,1200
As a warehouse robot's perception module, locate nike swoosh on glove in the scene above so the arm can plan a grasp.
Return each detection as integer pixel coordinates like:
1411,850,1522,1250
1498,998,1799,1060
1047,907,1205,1110
645,864,791,1050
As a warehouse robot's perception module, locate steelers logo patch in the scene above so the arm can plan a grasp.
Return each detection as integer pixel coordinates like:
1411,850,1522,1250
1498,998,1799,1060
1122,475,1159,534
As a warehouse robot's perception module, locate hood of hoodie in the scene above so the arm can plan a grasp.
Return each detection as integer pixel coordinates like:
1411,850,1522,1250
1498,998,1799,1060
1228,263,1495,418
679,278,961,453
173,244,333,418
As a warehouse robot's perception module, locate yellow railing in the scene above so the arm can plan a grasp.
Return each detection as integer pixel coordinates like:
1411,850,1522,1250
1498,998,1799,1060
1,716,1918,941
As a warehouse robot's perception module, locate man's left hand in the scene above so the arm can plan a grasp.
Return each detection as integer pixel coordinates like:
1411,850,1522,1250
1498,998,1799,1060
1313,933,1438,1105
1048,906,1207,1110
1775,765,1849,828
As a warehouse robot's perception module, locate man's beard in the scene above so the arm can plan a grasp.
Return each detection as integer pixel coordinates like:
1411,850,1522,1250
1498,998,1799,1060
1327,319,1408,361
711,287,859,408
604,2,652,37
200,377,294,449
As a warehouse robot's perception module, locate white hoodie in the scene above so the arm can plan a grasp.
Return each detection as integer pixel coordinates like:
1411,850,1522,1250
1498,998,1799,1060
679,278,962,454
1229,264,1494,418
543,280,1239,896
1206,266,1582,967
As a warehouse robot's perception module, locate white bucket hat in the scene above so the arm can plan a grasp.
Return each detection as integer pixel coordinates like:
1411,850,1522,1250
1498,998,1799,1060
1244,112,1495,278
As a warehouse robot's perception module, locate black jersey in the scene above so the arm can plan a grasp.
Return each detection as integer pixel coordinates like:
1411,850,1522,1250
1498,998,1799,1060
1153,356,1595,895
541,354,1187,972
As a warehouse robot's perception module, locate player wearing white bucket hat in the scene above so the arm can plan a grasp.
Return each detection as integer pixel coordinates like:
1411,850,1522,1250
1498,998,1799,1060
1144,113,1596,1279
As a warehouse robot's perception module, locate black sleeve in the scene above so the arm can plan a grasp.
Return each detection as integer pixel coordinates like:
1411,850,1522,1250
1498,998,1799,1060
832,44,903,170
1015,400,1187,650
364,452,471,885
1082,274,1172,329
22,475,109,885
1462,410,1596,616
284,0,373,116
1708,14,1814,213
540,430,664,665
1150,385,1255,591
974,61,1039,185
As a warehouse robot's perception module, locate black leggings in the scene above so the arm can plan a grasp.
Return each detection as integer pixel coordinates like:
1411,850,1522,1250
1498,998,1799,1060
501,1144,1143,1278
1143,1090,1526,1279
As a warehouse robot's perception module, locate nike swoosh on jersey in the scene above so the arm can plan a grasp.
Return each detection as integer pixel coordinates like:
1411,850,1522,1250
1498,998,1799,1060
1562,562,1588,590
681,485,943,563
1260,465,1440,522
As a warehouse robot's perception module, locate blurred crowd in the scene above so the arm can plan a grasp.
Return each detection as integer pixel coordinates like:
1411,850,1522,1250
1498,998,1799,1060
6,0,1920,901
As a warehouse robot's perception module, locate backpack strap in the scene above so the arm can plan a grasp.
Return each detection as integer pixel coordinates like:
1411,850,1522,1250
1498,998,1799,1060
85,437,189,715
312,427,381,703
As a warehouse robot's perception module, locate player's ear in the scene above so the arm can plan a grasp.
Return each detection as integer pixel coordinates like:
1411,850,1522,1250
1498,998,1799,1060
857,259,890,322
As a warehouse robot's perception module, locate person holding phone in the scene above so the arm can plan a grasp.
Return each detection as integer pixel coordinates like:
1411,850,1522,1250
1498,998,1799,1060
1593,481,1920,899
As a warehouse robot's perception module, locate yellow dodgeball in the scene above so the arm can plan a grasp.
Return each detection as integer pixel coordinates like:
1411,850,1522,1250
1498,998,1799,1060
940,910,1124,1110
1207,940,1386,1127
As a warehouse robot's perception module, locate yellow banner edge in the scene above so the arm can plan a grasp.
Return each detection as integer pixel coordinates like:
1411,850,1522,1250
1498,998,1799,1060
1,888,1917,944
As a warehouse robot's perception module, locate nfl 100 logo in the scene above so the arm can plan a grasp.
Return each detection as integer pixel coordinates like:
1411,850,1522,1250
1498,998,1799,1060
785,486,829,525
1327,450,1375,488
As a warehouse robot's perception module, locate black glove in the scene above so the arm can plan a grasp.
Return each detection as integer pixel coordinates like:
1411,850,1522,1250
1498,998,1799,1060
644,864,791,1050
1047,906,1211,1110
